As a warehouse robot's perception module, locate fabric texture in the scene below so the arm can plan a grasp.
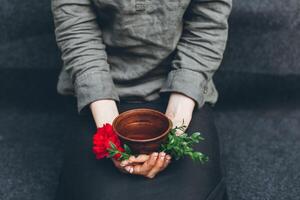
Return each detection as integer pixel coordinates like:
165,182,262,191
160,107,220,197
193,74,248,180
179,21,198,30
54,97,227,200
51,0,232,114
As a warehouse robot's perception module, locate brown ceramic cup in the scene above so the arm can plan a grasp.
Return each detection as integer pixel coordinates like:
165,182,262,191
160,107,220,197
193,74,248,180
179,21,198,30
112,108,173,154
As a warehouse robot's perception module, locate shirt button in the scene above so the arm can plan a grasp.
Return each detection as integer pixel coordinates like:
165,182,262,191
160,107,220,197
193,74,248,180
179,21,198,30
136,4,146,11
203,86,208,94
136,0,146,11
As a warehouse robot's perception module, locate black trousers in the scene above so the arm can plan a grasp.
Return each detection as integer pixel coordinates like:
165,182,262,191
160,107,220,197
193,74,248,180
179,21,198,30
55,97,227,200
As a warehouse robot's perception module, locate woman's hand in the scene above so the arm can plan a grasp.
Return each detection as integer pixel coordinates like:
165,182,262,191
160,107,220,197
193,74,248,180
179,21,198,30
165,92,195,135
90,99,119,128
113,152,172,178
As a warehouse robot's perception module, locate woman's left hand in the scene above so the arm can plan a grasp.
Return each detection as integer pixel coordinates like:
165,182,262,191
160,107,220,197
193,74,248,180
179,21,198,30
115,152,172,178
165,92,196,135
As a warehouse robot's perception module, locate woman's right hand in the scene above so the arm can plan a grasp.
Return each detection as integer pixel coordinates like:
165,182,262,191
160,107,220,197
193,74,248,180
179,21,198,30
113,152,172,179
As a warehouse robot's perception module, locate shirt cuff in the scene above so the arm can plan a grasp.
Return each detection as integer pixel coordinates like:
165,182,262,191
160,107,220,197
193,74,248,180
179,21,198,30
159,69,208,110
74,70,120,114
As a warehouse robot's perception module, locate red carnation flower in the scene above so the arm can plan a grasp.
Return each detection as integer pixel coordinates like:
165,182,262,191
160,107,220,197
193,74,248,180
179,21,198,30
92,123,124,160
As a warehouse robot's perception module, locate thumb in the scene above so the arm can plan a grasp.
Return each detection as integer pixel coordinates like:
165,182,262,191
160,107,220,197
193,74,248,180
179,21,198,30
170,118,189,136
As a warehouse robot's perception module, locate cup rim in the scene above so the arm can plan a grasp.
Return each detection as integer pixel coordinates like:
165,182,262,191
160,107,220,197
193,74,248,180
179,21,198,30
112,108,172,143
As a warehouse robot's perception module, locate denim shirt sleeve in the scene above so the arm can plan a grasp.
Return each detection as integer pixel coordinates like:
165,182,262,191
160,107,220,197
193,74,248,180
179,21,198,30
51,0,119,114
160,0,232,110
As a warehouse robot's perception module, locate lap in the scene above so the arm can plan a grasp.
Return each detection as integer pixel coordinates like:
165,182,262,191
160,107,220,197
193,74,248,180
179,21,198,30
55,99,227,200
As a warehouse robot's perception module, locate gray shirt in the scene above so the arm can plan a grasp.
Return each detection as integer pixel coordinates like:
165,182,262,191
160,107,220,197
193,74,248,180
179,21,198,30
51,0,232,114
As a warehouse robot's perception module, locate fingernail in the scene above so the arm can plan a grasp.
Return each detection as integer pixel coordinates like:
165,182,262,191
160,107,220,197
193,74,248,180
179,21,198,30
153,152,158,157
161,152,166,156
129,167,134,173
125,166,131,172
166,155,171,160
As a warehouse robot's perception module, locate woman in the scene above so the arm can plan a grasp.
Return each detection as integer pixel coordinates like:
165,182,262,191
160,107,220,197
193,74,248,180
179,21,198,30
52,0,232,199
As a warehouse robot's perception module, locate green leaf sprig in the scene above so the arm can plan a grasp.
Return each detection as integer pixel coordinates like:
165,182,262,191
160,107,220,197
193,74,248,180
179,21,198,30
160,124,209,163
107,142,132,160
107,123,209,164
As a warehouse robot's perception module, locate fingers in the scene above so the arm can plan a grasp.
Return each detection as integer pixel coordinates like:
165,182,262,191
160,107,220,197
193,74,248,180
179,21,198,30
117,152,172,178
120,159,130,167
130,154,150,164
175,128,185,136
135,152,158,174
146,152,170,179
146,152,159,167
112,158,129,174
162,154,172,169
124,165,134,174
120,154,150,167
122,152,157,175
165,116,189,136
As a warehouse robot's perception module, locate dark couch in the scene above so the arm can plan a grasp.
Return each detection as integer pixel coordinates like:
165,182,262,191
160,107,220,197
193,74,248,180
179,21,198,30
0,0,299,199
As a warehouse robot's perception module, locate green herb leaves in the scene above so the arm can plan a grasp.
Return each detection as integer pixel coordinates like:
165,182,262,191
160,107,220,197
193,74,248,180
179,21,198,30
160,125,209,163
107,125,209,164
107,142,132,160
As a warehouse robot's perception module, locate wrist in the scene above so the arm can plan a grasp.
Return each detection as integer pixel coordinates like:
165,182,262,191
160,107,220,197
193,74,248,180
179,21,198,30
166,93,195,117
165,93,195,132
90,99,119,127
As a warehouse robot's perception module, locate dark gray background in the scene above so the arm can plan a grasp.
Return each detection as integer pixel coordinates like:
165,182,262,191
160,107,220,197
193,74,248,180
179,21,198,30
0,0,299,199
